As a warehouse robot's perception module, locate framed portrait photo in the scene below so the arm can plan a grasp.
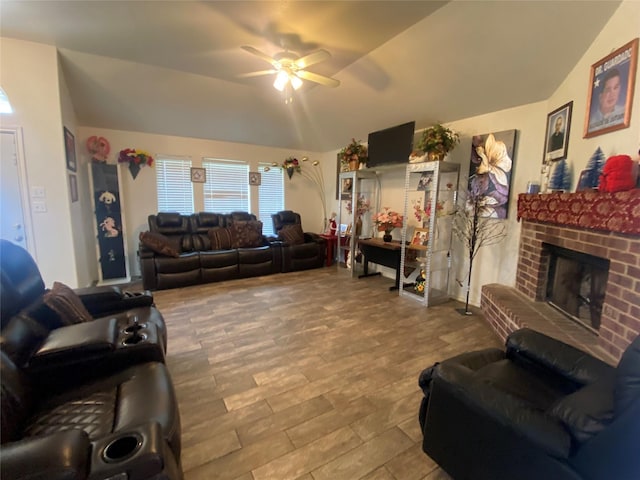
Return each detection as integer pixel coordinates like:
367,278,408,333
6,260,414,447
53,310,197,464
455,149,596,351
409,227,429,249
584,38,638,138
190,167,206,183
63,127,77,172
543,101,572,164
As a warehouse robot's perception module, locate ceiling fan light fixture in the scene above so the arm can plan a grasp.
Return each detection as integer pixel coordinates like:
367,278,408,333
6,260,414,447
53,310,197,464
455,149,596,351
290,75,303,90
273,71,289,91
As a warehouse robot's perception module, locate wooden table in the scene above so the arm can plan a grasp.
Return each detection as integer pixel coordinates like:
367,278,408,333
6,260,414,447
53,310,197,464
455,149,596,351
319,234,350,266
357,238,402,290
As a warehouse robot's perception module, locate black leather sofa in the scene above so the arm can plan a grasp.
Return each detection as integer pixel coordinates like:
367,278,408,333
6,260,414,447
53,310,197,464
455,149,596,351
139,212,282,290
0,240,182,480
418,328,640,480
271,210,326,272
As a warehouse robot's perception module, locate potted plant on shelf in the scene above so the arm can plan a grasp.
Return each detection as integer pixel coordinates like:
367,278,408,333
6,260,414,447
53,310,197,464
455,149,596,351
339,138,368,171
412,123,460,162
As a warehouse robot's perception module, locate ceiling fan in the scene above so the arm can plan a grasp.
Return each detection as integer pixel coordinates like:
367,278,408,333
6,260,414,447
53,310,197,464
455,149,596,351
239,46,340,94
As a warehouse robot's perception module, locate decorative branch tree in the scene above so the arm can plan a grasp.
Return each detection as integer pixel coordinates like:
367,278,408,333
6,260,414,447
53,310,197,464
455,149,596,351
453,190,508,315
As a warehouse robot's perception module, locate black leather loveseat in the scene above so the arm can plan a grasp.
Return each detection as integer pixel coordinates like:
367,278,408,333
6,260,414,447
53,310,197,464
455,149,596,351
139,212,282,290
0,240,182,480
418,328,640,480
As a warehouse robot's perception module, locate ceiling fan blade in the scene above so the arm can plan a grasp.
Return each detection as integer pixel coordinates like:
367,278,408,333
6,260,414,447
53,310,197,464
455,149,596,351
295,49,331,69
237,69,277,78
241,46,278,67
296,70,340,88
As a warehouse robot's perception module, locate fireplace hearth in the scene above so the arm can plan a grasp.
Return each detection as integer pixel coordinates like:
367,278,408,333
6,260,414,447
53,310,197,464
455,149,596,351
481,191,640,362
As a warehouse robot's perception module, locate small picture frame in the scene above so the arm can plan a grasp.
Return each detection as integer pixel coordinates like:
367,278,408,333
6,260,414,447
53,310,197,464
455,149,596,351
341,177,353,196
543,101,572,163
576,169,595,191
584,38,638,138
417,172,433,191
249,171,261,186
69,174,78,202
190,167,206,183
410,227,429,249
64,127,77,172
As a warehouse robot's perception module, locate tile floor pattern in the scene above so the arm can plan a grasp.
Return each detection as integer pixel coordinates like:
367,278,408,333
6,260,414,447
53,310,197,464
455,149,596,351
153,267,502,480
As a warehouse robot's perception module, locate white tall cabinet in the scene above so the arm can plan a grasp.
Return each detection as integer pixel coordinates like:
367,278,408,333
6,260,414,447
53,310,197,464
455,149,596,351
337,170,379,274
399,161,460,306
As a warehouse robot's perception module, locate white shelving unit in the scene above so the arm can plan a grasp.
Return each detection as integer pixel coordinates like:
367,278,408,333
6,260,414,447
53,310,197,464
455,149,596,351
337,170,379,274
399,161,460,306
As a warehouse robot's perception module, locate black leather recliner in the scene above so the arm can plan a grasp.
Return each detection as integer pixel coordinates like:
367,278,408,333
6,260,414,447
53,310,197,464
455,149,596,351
0,239,166,350
1,349,182,480
418,328,640,480
271,210,326,272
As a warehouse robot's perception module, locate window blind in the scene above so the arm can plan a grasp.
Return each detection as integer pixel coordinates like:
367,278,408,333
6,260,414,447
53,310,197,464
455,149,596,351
202,159,249,213
258,165,284,236
155,157,194,214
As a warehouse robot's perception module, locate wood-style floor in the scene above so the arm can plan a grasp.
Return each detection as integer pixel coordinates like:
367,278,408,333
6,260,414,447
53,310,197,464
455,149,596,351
153,267,502,480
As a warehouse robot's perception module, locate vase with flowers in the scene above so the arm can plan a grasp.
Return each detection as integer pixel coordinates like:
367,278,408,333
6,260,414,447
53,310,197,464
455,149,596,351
372,207,403,242
346,194,371,236
281,156,301,179
340,138,368,171
414,123,460,162
118,148,154,179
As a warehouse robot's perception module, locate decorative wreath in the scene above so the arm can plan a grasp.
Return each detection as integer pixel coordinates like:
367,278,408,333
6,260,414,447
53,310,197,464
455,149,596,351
86,136,111,163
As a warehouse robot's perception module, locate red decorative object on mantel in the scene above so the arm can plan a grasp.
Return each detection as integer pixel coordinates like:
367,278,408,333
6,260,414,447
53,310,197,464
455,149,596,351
517,190,640,235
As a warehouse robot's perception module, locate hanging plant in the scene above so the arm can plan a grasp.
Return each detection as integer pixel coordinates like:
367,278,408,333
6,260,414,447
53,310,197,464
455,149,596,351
118,148,154,179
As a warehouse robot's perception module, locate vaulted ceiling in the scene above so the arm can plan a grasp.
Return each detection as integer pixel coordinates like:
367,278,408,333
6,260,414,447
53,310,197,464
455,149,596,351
0,1,621,151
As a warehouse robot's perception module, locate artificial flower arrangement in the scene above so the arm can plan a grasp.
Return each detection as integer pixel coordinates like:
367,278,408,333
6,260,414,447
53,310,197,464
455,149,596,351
118,148,154,179
346,194,371,217
339,138,368,170
118,148,154,166
281,156,301,178
412,198,445,223
415,123,460,160
372,207,403,234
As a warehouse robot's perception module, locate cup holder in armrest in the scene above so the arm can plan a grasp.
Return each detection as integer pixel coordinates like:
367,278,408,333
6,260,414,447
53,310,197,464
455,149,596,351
102,433,143,463
122,332,148,346
123,323,147,334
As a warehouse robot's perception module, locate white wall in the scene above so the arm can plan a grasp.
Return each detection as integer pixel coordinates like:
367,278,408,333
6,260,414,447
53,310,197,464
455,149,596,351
0,38,78,286
547,0,640,171
58,54,97,287
76,127,326,278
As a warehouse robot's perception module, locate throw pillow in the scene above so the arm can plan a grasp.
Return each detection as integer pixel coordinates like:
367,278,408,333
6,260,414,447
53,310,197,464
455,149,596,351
208,227,234,250
230,220,263,248
139,231,180,257
43,281,93,324
279,224,305,245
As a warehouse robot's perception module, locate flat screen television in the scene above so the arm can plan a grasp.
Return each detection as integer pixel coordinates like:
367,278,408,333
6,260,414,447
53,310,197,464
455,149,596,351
367,121,416,168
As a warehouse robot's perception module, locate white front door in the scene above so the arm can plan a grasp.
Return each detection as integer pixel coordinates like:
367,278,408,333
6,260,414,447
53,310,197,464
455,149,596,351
1,129,29,250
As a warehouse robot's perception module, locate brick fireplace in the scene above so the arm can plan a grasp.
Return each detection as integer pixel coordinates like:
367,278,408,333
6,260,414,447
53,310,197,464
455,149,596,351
482,190,640,362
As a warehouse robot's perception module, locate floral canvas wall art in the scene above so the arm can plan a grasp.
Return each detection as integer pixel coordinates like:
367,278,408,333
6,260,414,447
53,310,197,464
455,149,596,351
467,129,517,219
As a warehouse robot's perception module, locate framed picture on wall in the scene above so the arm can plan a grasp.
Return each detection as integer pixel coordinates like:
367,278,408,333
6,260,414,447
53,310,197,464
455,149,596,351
584,38,638,138
249,171,261,186
543,101,572,163
64,127,77,172
69,174,78,202
190,167,206,183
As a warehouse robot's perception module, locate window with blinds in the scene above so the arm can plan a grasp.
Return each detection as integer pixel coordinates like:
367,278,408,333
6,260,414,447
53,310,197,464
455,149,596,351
155,157,194,214
203,159,249,213
258,165,284,236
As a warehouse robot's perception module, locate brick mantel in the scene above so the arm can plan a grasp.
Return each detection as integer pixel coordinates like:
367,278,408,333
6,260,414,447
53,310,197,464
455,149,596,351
483,192,640,362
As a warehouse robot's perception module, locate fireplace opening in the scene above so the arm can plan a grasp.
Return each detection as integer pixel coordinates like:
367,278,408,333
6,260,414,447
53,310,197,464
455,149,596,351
544,243,609,333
